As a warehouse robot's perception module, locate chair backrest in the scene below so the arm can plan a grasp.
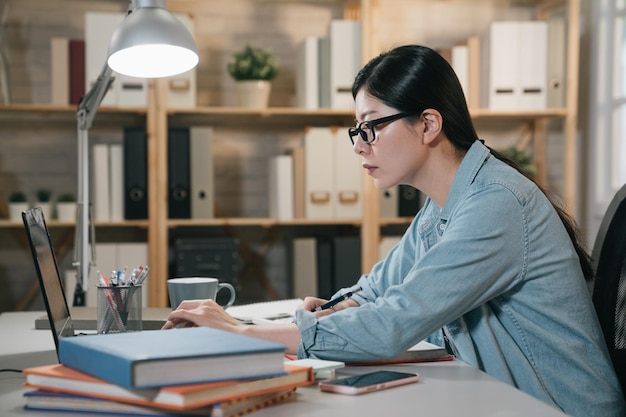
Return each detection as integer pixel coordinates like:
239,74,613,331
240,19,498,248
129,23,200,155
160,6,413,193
591,183,626,393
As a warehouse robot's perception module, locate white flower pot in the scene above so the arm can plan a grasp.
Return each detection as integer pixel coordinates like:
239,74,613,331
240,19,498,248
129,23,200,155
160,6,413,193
57,202,77,222
8,202,29,222
235,80,271,108
36,202,53,220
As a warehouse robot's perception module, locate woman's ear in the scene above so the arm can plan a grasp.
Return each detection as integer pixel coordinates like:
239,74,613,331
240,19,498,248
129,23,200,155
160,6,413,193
421,109,443,145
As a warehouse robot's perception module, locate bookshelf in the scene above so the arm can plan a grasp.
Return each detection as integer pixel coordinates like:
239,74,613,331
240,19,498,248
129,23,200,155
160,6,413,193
0,0,581,309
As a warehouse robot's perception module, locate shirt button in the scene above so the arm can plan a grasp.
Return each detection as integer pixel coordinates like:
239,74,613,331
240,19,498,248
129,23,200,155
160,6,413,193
439,224,446,231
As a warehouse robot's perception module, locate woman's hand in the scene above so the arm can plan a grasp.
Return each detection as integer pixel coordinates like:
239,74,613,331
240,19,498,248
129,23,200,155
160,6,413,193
161,299,243,331
300,296,359,318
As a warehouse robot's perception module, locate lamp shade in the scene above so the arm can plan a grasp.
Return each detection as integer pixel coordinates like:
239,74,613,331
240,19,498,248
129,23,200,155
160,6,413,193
107,3,199,78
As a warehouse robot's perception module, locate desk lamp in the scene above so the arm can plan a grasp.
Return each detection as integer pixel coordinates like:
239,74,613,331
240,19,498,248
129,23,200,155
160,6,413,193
73,0,198,306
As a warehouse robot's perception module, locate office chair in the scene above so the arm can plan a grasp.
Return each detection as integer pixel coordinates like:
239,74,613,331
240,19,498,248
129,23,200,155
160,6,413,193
591,183,626,393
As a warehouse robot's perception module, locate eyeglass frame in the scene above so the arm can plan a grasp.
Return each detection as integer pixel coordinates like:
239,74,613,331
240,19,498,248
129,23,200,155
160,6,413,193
348,110,423,145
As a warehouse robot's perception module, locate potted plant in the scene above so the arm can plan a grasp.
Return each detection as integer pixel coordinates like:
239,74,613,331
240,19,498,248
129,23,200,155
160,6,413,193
8,191,29,222
227,44,278,108
499,146,537,178
56,192,77,222
35,188,53,220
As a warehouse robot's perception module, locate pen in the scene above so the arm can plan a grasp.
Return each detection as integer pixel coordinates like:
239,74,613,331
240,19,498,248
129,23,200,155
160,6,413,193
313,287,363,312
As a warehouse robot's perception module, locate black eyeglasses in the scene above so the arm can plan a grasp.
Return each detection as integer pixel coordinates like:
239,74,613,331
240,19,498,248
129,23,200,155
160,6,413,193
348,111,422,145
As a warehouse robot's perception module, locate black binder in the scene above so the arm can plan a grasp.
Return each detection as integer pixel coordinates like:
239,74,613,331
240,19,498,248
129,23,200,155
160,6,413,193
123,127,148,219
168,127,191,219
398,185,422,217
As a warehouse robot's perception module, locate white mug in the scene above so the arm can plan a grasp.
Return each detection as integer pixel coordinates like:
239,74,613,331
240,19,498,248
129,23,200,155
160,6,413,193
167,277,236,310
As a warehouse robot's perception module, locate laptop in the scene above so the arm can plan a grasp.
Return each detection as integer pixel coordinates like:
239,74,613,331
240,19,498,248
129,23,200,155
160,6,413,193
22,207,82,358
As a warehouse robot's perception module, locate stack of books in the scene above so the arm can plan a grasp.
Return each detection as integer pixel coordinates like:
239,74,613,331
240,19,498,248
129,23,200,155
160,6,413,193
23,327,315,416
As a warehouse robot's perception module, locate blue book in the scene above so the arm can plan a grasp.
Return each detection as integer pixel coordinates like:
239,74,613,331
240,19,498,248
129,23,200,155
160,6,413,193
58,327,287,389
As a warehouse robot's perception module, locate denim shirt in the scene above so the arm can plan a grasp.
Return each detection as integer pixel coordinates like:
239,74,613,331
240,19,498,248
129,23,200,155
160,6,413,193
295,141,625,416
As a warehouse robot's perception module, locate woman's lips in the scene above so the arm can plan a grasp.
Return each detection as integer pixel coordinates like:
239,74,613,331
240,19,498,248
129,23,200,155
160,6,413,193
363,164,378,175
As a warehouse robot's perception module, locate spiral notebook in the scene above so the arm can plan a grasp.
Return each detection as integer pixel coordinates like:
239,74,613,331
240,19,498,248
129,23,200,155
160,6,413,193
227,299,303,324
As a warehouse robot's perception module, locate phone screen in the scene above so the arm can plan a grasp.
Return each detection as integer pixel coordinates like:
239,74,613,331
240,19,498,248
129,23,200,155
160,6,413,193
319,370,419,395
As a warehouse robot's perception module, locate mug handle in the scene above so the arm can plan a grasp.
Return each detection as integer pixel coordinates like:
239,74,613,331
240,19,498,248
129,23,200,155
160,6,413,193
217,283,236,309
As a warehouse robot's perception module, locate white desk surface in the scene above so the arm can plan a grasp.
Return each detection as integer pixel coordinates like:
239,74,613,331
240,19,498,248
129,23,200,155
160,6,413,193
0,311,568,417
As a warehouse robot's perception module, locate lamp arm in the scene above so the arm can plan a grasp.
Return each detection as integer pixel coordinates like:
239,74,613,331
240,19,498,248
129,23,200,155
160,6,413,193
72,63,115,306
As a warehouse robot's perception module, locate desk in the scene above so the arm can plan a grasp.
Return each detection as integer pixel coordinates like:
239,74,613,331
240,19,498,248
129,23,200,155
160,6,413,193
0,311,568,417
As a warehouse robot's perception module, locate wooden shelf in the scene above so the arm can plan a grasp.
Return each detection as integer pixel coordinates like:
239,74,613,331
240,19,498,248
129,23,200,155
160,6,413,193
0,219,149,229
167,217,364,228
0,104,146,126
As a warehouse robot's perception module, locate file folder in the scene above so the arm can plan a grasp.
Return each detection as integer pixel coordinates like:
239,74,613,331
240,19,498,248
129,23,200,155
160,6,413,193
304,127,334,219
329,20,361,109
190,127,214,219
123,127,148,220
168,127,191,219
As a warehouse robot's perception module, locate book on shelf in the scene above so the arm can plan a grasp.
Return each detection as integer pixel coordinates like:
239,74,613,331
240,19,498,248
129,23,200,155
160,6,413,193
23,387,297,417
23,363,313,411
58,327,288,389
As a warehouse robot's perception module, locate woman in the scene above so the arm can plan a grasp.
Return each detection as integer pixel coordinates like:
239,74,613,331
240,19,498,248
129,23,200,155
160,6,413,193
163,45,624,416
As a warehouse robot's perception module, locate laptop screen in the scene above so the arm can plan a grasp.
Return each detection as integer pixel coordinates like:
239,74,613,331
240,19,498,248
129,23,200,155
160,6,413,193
22,207,76,355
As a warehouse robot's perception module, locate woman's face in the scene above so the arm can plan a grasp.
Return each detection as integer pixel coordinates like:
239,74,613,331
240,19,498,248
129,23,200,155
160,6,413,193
352,90,426,190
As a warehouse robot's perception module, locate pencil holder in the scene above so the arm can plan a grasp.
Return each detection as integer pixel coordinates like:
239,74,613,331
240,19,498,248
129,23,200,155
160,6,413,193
97,285,142,334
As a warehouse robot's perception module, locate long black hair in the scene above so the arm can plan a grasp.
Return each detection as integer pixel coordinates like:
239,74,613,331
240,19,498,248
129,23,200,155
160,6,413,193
352,45,593,282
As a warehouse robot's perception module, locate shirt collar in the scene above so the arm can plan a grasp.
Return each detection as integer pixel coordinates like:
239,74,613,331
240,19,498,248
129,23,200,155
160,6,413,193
439,140,490,221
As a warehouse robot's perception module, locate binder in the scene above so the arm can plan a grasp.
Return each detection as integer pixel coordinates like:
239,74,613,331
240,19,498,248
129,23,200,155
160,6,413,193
547,8,567,108
329,20,361,109
291,146,305,218
519,21,547,110
168,127,191,219
451,44,469,102
50,37,69,106
123,127,148,220
92,144,110,221
304,127,334,219
190,127,214,219
268,154,294,220
108,143,124,221
332,236,361,291
69,39,85,106
295,36,320,109
483,21,548,110
316,237,333,299
292,238,317,299
398,185,422,217
483,21,519,110
318,37,331,108
117,74,147,108
333,129,362,218
380,187,398,218
466,36,482,109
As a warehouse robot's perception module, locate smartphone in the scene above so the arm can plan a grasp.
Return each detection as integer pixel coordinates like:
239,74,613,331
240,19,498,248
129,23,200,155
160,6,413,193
318,370,419,395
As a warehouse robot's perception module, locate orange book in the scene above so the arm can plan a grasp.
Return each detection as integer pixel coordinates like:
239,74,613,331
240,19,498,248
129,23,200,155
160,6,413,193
23,363,313,411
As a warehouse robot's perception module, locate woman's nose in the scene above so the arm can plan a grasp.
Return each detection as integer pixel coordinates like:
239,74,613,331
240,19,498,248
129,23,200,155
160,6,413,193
353,138,370,155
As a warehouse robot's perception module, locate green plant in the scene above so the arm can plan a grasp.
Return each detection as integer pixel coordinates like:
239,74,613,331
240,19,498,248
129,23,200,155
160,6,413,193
36,189,52,202
227,45,278,81
9,191,27,203
57,193,76,203
499,146,537,178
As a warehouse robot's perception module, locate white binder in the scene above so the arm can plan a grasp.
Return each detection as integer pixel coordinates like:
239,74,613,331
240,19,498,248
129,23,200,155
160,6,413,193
190,127,214,219
50,37,69,106
483,21,548,110
451,44,469,102
483,21,520,110
329,20,361,109
109,143,124,221
92,143,110,221
333,129,362,218
295,36,320,109
547,10,567,108
519,21,547,109
268,154,294,220
305,127,334,218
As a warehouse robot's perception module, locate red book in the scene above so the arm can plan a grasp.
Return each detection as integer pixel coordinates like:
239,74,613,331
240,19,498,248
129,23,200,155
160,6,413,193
69,39,85,105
